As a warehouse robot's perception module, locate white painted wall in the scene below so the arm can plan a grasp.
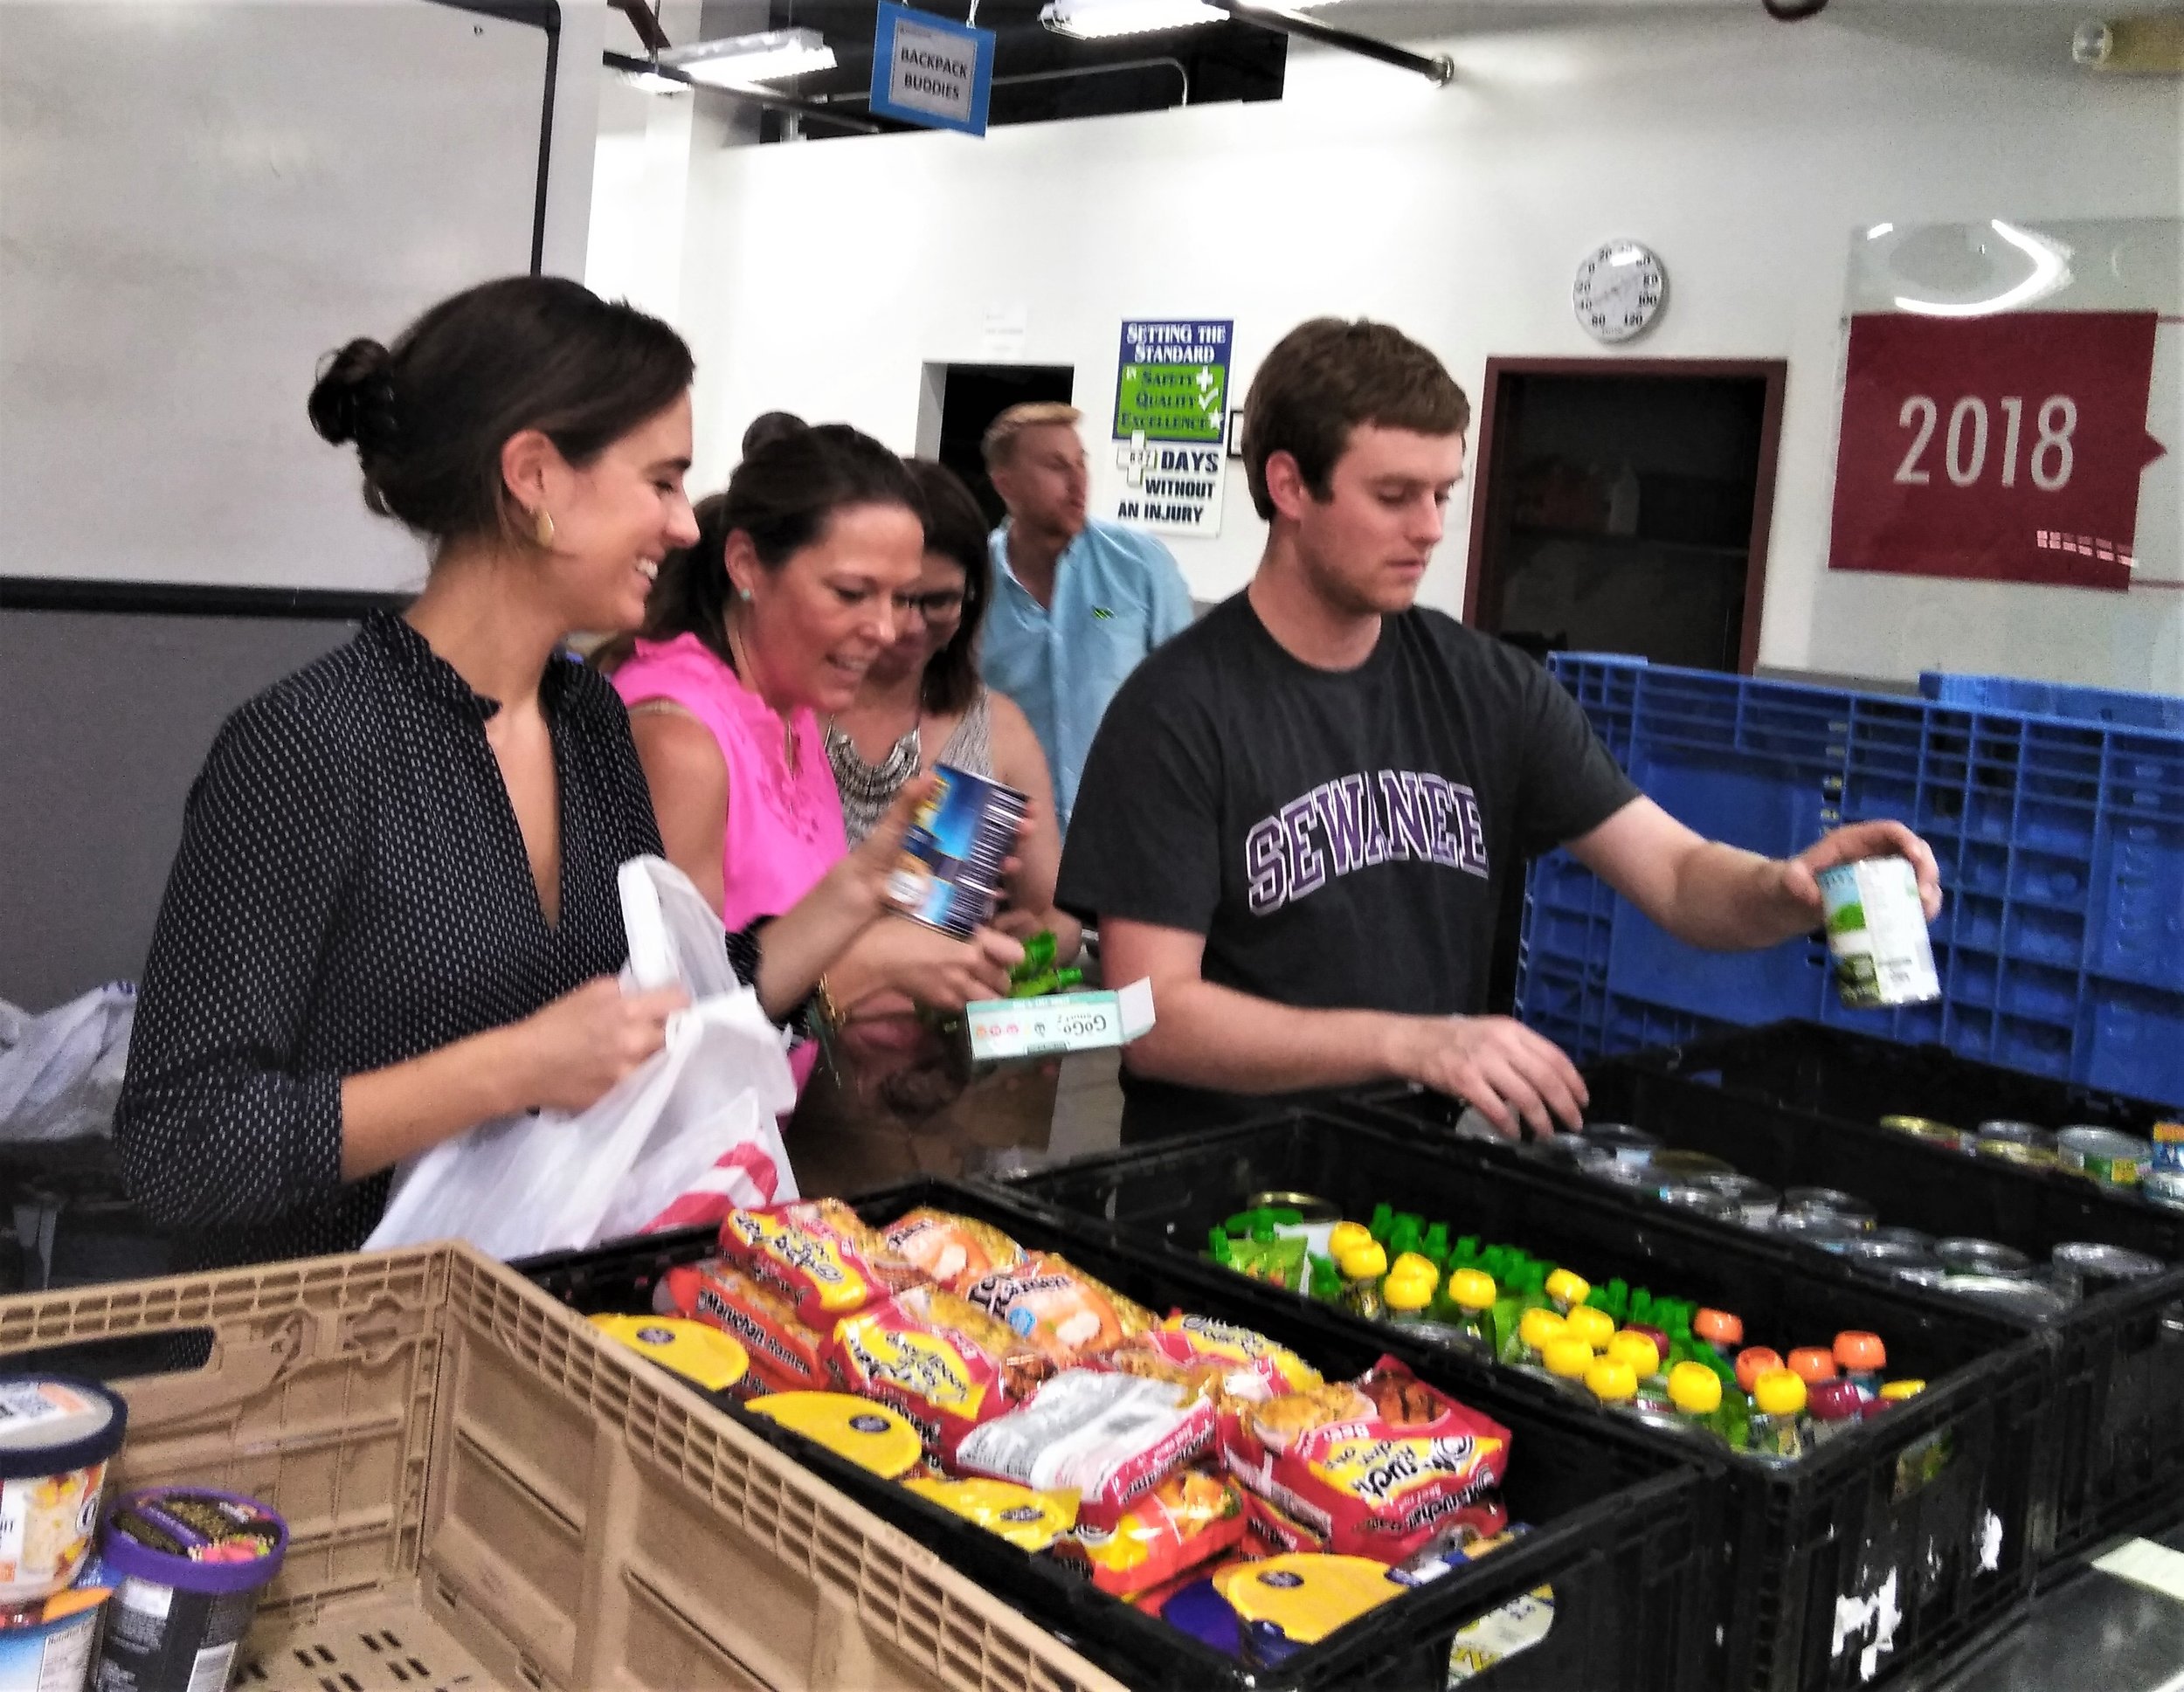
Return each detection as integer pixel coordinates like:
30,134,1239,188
606,2,2184,688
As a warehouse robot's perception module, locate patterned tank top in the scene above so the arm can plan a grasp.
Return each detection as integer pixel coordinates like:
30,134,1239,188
826,688,996,847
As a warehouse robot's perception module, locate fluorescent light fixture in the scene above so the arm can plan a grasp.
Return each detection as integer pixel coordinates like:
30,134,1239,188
619,63,689,94
1892,220,2072,319
660,27,836,88
1041,0,1341,40
1865,222,1894,240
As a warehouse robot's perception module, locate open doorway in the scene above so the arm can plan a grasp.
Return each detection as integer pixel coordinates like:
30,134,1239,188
1462,360,1787,674
918,363,1075,527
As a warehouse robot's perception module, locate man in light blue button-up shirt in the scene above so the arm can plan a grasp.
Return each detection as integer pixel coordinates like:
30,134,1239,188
979,403,1195,836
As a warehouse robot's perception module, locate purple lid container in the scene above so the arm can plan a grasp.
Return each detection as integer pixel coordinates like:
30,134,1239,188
100,1488,287,1595
1810,1379,1863,1426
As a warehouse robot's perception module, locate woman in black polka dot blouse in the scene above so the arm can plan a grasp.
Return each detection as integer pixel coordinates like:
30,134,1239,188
114,278,1020,1273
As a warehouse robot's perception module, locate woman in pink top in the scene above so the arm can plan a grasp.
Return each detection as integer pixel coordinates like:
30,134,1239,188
603,423,1020,1090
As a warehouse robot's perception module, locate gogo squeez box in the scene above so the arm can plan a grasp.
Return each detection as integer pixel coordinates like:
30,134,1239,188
965,978,1156,1062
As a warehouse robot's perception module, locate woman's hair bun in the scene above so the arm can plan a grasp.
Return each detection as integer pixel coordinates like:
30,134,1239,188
308,338,399,454
740,410,809,459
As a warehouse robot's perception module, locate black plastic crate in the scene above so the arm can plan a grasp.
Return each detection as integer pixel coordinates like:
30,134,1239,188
1575,1019,2184,1569
1000,1115,2054,1692
521,1177,1724,1692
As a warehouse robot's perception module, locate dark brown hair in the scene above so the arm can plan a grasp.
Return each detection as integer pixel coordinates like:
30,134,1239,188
600,420,921,673
1241,318,1471,521
903,459,991,717
308,276,693,548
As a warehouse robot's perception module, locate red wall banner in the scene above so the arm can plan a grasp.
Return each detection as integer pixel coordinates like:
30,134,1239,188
1828,311,2167,592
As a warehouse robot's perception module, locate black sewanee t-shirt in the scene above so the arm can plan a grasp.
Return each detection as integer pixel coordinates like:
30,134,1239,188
1056,593,1639,1142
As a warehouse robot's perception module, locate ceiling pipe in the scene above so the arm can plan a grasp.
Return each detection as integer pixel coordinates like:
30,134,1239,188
601,51,902,134
1208,0,1454,86
611,0,673,53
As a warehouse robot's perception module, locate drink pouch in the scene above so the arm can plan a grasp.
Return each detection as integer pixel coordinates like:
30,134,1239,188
716,1199,925,1328
957,1253,1157,1364
1225,1358,1513,1564
881,1207,1027,1290
829,1286,1054,1459
654,1259,836,1395
1055,1467,1248,1597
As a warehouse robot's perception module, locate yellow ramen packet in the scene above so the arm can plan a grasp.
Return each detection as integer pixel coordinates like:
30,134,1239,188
902,1477,1079,1551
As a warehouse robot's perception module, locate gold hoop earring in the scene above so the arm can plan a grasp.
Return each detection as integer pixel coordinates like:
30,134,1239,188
534,508,556,549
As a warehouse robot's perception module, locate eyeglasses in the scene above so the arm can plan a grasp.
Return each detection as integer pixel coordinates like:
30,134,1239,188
893,589,966,622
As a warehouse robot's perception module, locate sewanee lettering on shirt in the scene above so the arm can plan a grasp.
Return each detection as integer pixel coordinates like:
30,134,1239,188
1056,593,1638,1143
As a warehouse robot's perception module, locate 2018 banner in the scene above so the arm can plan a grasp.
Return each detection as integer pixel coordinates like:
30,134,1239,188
1828,310,2167,591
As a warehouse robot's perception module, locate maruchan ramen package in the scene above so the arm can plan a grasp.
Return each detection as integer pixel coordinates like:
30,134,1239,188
830,1286,1054,1459
716,1200,924,1328
1137,1315,1324,1403
957,1253,1156,1364
655,1259,836,1395
881,1208,1026,1290
745,1392,924,1480
1224,1359,1511,1563
903,1477,1079,1552
952,1368,1220,1531
1054,1467,1248,1597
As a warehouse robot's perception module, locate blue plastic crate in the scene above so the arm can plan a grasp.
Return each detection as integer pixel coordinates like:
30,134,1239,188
1516,654,2184,1106
1921,671,2184,734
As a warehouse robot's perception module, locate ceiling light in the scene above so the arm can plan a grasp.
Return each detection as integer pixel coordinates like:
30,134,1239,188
660,27,836,88
619,63,690,94
1041,0,1223,38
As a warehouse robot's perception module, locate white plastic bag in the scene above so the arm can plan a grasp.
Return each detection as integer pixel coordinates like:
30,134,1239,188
363,858,798,1259
0,984,136,1144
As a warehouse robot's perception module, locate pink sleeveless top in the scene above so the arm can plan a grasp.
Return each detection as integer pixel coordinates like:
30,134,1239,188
612,633,846,1090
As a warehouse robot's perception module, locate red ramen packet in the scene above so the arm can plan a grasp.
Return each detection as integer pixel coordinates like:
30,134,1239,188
1054,1466,1248,1597
1224,1359,1511,1564
829,1286,1054,1459
716,1199,924,1328
950,1367,1218,1531
957,1253,1156,1364
654,1258,835,1396
1137,1314,1324,1402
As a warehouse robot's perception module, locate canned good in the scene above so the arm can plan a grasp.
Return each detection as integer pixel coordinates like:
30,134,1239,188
1579,1123,1658,1167
1698,1173,1780,1229
1866,1225,1936,1253
2146,1167,2184,1212
1649,1150,1737,1184
2152,1122,2183,1175
1840,1237,1943,1276
1944,1275,2072,1320
1655,1184,1740,1222
1594,1158,1662,1191
1975,1121,2058,1171
1818,856,1940,1009
1781,1187,1877,1232
885,763,1029,939
1880,1115,1967,1153
2056,1126,2151,1189
1242,1191,1343,1226
1773,1209,1862,1249
1517,1138,1613,1177
1937,1237,2035,1280
2049,1241,2167,1301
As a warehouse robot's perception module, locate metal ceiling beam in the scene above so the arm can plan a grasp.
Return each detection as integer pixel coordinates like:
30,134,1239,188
1209,0,1453,86
611,0,674,53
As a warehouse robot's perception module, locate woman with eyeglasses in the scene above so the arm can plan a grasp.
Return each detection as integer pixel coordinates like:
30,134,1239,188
598,424,1023,1097
828,459,1080,958
793,459,1081,1192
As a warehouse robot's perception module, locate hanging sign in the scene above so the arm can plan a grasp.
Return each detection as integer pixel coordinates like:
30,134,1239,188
869,5,993,136
1109,318,1232,537
1828,310,2167,591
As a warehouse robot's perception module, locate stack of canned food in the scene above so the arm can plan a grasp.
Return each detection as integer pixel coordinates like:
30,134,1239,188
1520,1118,2176,1321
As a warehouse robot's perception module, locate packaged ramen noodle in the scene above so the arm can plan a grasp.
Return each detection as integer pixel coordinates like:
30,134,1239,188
951,1368,1218,1530
655,1259,837,1395
716,1201,925,1328
881,1208,1026,1290
1137,1315,1323,1402
956,1253,1155,1364
830,1286,1054,1459
1224,1360,1512,1563
745,1393,924,1479
1055,1467,1247,1596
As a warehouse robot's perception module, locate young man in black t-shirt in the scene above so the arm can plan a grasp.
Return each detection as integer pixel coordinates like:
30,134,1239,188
1056,318,1941,1144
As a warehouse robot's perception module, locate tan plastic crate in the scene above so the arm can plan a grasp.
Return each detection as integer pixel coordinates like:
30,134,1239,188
0,1246,1124,1692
